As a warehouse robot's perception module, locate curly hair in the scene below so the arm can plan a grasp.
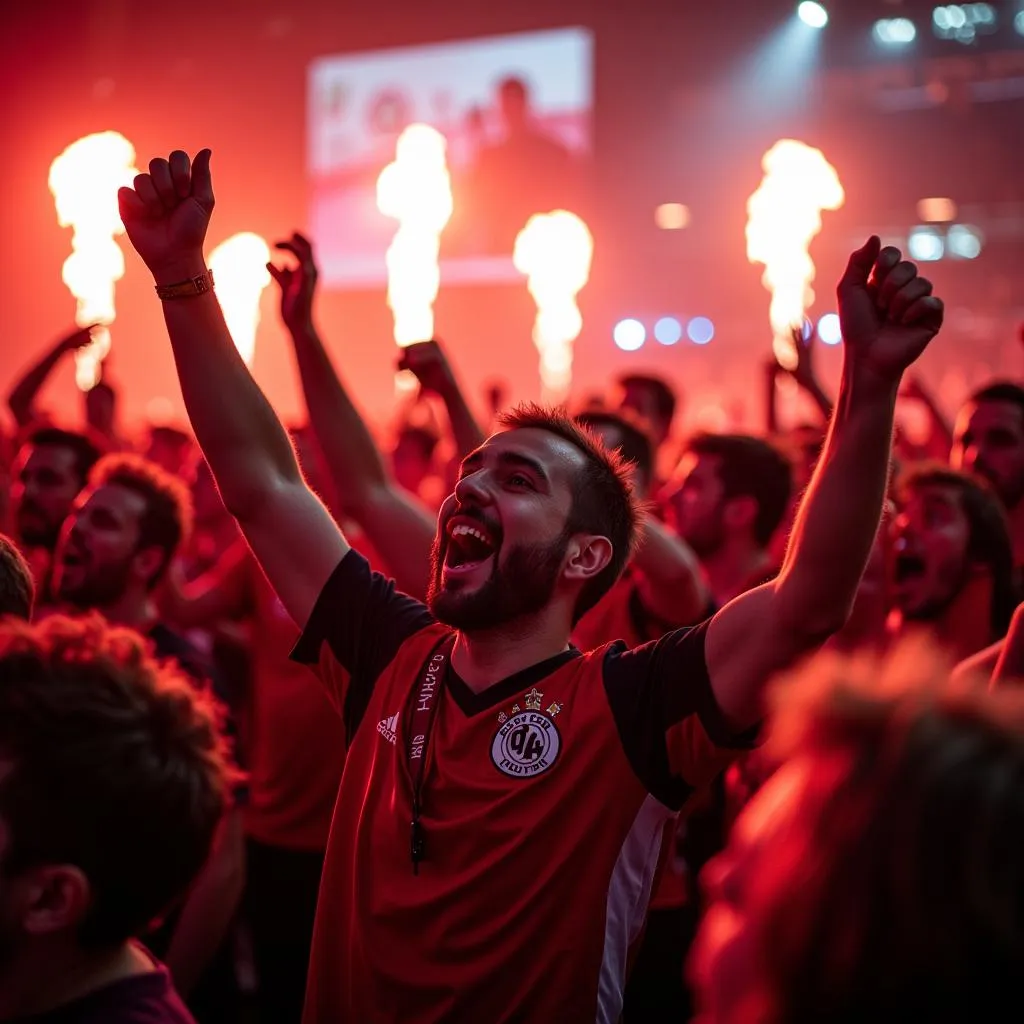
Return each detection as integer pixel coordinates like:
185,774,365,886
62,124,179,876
0,534,34,620
0,614,238,948
88,453,194,589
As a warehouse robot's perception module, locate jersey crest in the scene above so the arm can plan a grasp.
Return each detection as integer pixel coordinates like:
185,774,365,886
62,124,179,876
490,694,562,778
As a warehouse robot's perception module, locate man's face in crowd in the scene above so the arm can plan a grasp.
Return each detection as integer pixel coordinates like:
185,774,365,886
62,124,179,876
891,482,975,622
10,444,83,551
53,484,149,608
665,452,727,557
428,428,584,631
952,399,1024,511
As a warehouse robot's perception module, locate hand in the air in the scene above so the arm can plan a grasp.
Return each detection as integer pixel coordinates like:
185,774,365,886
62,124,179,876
117,149,214,281
59,324,101,354
837,236,943,382
268,232,318,333
787,324,819,390
397,340,457,398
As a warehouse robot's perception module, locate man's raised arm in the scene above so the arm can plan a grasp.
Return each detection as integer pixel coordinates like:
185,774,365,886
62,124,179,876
268,232,435,599
705,237,944,730
118,150,348,626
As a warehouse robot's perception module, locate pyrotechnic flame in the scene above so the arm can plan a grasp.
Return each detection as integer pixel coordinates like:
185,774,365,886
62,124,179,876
746,140,844,370
208,233,272,367
377,124,453,391
48,131,138,390
513,211,594,403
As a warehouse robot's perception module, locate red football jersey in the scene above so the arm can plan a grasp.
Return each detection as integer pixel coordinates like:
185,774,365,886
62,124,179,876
293,552,751,1023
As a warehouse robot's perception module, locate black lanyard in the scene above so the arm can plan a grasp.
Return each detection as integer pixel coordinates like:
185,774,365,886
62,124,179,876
406,635,455,874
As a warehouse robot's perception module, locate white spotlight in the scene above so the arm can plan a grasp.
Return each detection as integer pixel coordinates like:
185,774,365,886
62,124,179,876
797,1,829,28
687,317,715,346
947,224,983,259
654,317,683,345
613,318,646,352
908,227,945,262
817,312,842,345
874,18,917,44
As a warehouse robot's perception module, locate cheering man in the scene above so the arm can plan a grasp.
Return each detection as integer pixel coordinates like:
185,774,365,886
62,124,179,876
119,149,944,1023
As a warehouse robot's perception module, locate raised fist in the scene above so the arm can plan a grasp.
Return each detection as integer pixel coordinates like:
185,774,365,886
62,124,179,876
837,236,944,382
118,149,214,283
397,340,457,398
268,232,318,333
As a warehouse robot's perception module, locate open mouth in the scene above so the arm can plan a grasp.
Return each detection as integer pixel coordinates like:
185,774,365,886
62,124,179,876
444,515,499,575
894,553,926,584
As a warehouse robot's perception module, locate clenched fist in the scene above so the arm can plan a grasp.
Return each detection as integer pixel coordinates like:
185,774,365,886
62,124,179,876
118,149,214,284
838,236,944,382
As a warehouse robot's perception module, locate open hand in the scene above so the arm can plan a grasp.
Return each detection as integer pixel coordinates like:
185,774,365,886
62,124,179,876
117,149,214,282
837,236,943,382
397,340,457,398
268,232,318,333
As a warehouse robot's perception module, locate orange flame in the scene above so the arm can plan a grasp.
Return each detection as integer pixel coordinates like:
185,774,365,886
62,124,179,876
376,124,453,383
746,140,844,369
208,233,271,367
513,211,593,403
48,131,138,390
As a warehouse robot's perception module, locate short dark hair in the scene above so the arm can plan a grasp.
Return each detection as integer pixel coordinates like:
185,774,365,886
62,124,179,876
575,409,655,490
617,373,677,427
0,534,34,620
21,426,104,488
0,614,235,948
688,433,793,546
897,464,1017,637
968,380,1024,418
147,424,192,449
88,454,193,589
498,403,642,622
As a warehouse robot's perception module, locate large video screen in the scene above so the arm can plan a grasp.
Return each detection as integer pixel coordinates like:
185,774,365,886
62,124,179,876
308,27,593,287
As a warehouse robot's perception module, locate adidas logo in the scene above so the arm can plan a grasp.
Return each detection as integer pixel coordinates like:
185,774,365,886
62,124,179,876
377,712,399,745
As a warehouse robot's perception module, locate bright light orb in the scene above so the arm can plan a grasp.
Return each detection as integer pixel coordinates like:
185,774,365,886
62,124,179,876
797,2,829,29
817,312,842,345
687,317,715,346
613,318,646,352
654,317,683,345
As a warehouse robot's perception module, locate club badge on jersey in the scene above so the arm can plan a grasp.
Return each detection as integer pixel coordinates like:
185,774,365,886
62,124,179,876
491,687,564,779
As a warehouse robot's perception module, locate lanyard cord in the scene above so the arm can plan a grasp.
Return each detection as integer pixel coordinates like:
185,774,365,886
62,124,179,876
407,636,454,875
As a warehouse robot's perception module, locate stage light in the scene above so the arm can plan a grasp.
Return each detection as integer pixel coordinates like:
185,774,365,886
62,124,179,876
908,227,944,262
1015,9,1024,35
687,317,715,345
613,318,646,351
654,317,683,345
797,2,828,28
917,197,957,222
208,233,272,367
873,18,917,45
655,203,690,230
817,312,842,345
947,223,983,259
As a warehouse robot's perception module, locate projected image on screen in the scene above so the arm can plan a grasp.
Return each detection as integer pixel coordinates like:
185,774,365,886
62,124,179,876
308,27,593,287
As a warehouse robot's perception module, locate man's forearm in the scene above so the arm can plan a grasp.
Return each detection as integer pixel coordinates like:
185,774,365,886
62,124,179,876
159,275,300,513
776,363,897,637
439,383,486,459
8,343,66,426
289,323,391,510
632,516,709,624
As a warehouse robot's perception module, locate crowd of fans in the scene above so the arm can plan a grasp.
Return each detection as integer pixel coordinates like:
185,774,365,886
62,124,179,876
0,144,1023,1024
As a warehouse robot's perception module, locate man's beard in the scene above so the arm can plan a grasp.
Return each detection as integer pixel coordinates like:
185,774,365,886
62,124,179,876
56,556,133,610
683,518,727,560
427,527,571,632
898,556,972,624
